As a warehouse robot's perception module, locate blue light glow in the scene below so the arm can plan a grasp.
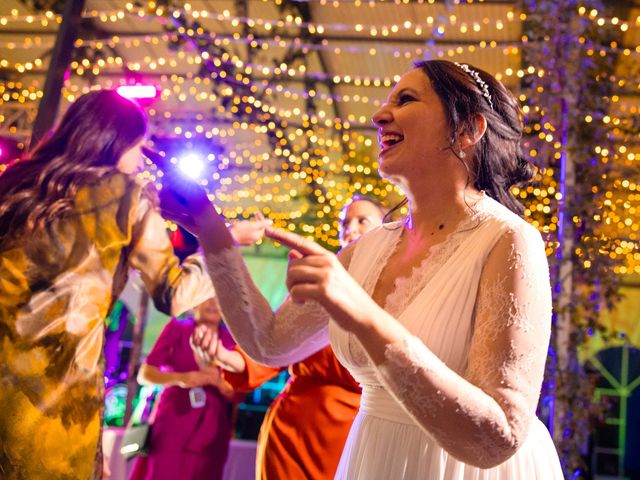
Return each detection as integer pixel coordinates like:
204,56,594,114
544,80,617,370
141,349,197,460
178,153,205,179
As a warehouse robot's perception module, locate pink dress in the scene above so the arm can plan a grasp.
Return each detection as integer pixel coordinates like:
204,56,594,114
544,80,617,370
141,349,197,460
132,318,235,480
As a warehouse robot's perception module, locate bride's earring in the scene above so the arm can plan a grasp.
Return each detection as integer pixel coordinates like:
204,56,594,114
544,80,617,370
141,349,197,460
458,149,466,159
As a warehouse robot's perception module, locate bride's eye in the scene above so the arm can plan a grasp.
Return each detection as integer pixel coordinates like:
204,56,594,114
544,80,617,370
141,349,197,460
398,94,416,105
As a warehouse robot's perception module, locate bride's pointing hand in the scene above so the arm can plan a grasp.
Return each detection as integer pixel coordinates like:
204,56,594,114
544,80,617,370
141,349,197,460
265,227,378,333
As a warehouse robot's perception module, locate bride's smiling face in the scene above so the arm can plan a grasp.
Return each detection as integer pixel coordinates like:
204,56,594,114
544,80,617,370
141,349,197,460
372,68,455,185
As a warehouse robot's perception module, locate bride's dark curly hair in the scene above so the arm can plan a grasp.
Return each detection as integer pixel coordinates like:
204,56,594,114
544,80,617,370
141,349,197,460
417,59,534,214
0,90,147,245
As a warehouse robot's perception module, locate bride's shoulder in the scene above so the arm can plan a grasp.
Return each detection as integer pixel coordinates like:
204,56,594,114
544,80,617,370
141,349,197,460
481,198,537,231
478,198,545,252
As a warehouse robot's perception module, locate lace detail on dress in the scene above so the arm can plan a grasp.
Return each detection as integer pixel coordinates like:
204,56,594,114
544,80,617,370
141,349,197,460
377,336,517,468
465,229,549,393
205,247,329,366
383,211,485,318
205,247,254,315
380,336,449,422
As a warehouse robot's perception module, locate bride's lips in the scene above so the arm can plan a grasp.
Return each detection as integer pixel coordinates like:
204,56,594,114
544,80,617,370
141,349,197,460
378,131,404,155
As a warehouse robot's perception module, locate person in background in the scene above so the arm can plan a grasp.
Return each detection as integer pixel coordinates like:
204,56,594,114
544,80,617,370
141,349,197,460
195,196,387,479
131,297,239,480
0,89,270,479
338,194,389,246
161,59,564,479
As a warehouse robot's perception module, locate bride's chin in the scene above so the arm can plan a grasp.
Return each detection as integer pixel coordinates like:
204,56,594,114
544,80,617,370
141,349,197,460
378,156,399,176
378,163,390,180
378,156,390,175
378,164,405,187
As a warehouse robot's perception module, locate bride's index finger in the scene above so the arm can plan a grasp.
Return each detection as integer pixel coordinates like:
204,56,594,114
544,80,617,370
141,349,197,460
265,227,326,256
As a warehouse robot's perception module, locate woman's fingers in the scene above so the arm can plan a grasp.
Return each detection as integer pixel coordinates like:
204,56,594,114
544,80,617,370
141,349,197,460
202,328,216,351
265,227,327,256
231,219,272,246
288,249,304,261
191,325,206,347
287,255,329,269
285,264,324,291
158,174,213,217
289,284,321,303
160,208,195,228
159,190,192,221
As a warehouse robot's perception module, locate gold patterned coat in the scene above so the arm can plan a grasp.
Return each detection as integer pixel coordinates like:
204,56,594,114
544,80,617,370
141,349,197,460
0,172,215,479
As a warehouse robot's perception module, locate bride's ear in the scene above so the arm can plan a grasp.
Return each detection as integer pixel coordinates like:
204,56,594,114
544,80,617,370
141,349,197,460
458,113,487,149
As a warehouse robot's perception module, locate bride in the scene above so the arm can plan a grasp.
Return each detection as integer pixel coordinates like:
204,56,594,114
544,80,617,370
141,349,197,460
160,59,564,479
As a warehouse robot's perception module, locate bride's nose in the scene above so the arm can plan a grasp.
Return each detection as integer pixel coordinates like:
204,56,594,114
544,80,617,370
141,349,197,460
372,103,392,128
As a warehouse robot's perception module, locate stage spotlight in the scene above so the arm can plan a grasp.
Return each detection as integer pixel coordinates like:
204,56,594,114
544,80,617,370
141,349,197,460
116,85,158,100
177,153,205,179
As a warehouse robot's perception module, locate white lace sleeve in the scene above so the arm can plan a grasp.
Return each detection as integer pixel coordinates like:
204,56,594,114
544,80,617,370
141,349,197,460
375,224,552,468
204,244,355,366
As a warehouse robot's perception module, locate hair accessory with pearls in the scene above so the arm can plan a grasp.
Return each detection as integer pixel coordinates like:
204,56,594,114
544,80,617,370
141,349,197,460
454,62,494,110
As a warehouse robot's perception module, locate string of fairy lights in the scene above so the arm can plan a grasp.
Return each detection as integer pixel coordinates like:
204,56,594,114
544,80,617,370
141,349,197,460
0,4,522,34
0,2,637,34
0,3,638,33
0,1,638,266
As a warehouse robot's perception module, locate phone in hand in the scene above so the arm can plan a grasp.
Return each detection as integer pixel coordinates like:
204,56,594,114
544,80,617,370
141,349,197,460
141,146,193,205
142,146,216,227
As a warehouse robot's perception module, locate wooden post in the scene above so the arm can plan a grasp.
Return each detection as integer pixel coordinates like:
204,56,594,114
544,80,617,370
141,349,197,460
29,0,86,149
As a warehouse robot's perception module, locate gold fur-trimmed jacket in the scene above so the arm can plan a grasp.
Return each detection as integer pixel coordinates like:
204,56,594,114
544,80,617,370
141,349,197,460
0,172,214,479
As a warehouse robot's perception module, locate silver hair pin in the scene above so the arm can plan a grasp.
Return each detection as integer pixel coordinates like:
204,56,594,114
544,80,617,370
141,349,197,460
454,62,494,110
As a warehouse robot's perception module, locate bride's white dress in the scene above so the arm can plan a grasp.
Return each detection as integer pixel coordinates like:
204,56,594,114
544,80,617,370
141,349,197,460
205,195,564,479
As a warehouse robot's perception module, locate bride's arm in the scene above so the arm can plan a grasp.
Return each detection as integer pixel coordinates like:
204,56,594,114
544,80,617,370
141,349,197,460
157,177,332,365
155,171,355,366
198,214,356,366
202,244,324,366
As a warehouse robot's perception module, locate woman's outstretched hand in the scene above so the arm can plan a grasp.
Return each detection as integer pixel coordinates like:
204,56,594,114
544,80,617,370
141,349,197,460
229,212,273,246
142,146,217,234
157,162,270,246
265,227,377,333
158,173,218,235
